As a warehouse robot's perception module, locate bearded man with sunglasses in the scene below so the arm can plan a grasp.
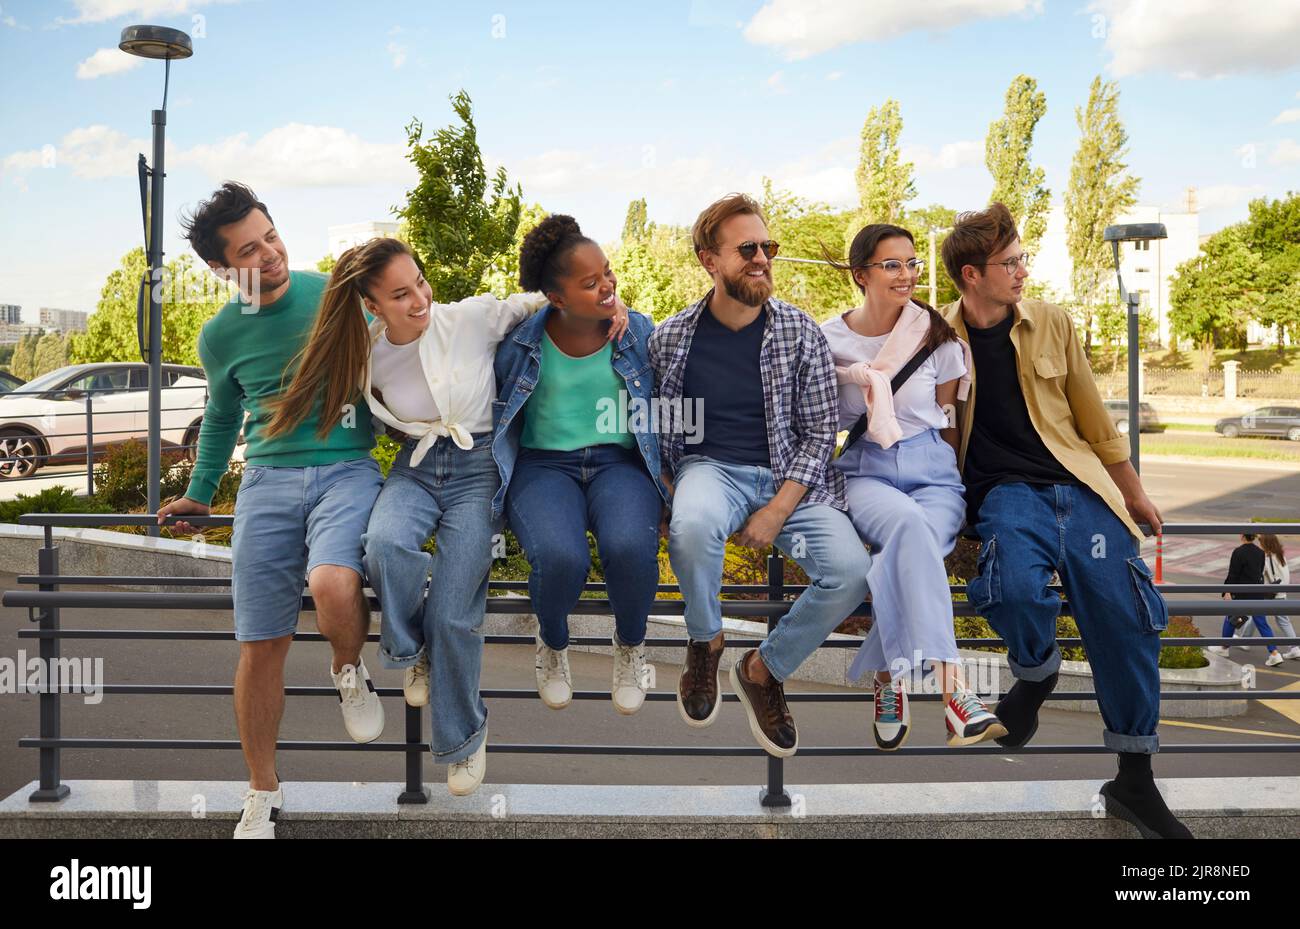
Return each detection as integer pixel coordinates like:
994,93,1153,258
648,193,871,758
940,202,1191,839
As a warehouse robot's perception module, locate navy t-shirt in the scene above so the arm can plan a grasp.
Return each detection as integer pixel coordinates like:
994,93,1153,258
964,310,1076,521
683,305,771,468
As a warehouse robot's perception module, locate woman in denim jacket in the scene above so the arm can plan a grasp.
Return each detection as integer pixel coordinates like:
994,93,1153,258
493,215,668,716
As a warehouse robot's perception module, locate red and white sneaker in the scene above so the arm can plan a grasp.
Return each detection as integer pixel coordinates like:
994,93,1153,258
945,687,1008,747
872,676,910,751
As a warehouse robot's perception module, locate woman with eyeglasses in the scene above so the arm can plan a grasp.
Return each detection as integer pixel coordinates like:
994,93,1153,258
821,223,1007,750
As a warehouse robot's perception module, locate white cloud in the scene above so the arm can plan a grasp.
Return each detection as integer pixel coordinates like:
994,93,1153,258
1272,108,1300,125
3,122,414,190
1088,0,1300,78
743,0,1040,60
1269,139,1300,165
902,140,982,173
57,0,229,24
386,41,407,69
75,47,144,79
174,123,416,188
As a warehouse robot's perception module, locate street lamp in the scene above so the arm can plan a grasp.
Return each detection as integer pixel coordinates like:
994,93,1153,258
1103,222,1166,473
119,25,191,533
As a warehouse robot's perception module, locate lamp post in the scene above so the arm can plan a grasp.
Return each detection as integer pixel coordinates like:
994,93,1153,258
119,25,192,534
1103,222,1166,473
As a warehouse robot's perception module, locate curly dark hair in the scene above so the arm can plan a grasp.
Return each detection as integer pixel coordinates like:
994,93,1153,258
180,181,274,267
518,214,594,293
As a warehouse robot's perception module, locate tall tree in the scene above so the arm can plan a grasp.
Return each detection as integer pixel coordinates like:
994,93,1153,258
986,74,1051,255
69,248,227,366
1169,225,1260,365
10,333,38,381
621,197,649,243
31,332,69,379
1064,76,1140,355
396,90,523,303
760,179,856,321
849,99,916,247
482,201,549,299
1245,192,1300,349
902,204,961,308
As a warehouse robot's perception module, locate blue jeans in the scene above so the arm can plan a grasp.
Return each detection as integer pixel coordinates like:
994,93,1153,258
1222,614,1275,652
969,482,1167,754
668,456,872,682
506,444,662,650
362,433,499,764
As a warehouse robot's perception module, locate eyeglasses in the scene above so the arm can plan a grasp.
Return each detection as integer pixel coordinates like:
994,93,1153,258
977,253,1032,275
723,240,780,261
863,258,924,277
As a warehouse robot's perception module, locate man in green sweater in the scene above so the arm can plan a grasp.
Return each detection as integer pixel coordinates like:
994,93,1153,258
157,182,384,839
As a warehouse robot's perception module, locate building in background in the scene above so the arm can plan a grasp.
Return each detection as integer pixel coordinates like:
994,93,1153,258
1035,187,1201,349
0,324,46,345
327,221,401,259
39,308,89,333
0,305,21,326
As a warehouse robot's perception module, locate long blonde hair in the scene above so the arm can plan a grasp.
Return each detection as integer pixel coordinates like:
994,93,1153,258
265,236,412,440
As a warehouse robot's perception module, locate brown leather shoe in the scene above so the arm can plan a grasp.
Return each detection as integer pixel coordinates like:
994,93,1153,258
730,650,797,758
677,637,724,728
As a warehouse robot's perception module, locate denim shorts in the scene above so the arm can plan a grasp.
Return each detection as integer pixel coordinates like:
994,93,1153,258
230,457,384,642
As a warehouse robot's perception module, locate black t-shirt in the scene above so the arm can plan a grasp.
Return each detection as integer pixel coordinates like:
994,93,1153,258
1224,542,1266,597
683,305,771,468
963,310,1076,521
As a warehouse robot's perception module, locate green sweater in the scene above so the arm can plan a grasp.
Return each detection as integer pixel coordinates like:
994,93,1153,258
184,271,374,505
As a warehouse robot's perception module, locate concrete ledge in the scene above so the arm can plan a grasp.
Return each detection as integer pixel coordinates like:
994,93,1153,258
1,777,1295,838
0,524,229,592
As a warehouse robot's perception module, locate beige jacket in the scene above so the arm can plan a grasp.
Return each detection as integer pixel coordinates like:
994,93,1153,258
941,298,1140,539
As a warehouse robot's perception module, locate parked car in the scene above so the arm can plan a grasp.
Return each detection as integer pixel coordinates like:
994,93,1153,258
0,371,25,394
0,363,210,479
1215,406,1300,441
1103,399,1160,435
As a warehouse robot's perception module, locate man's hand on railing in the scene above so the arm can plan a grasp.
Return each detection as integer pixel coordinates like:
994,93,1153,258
157,496,210,536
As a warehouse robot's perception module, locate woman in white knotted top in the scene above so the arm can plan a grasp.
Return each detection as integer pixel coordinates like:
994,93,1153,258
821,222,1006,752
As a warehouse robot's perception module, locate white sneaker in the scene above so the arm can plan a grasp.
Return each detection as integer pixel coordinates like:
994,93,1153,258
330,659,385,743
612,637,648,715
403,653,429,708
1207,646,1230,657
447,737,487,797
534,636,572,709
1283,647,1300,660
1266,652,1284,667
233,785,282,839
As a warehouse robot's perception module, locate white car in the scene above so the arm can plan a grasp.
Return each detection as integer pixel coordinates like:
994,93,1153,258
0,362,216,479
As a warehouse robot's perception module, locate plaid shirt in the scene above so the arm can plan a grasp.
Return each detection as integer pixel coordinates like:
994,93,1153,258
649,292,845,511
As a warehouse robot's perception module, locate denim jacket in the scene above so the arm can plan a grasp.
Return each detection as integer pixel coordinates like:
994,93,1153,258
491,306,668,519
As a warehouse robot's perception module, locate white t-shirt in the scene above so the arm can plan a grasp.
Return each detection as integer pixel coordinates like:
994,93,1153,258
821,312,967,439
370,329,440,424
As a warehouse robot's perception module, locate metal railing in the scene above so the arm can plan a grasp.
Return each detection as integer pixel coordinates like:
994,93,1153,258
0,382,211,494
4,514,1299,808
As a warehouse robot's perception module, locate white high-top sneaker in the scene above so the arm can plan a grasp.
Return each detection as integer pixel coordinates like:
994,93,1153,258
611,637,648,715
447,736,487,797
233,785,283,839
330,659,385,743
403,653,430,708
534,636,572,709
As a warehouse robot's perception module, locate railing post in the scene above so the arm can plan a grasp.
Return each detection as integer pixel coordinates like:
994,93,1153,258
397,701,429,804
84,391,94,497
760,550,792,809
30,526,70,801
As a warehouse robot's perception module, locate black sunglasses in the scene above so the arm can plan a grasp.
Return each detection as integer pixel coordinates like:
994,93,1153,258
727,240,780,261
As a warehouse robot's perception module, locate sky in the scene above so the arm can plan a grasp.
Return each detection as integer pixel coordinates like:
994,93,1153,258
1,0,1299,319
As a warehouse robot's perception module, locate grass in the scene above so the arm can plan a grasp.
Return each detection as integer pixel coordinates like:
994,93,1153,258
1161,422,1216,433
1140,440,1300,462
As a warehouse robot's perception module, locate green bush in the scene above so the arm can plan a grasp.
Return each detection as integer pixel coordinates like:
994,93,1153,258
1160,616,1208,669
92,439,191,512
0,485,111,524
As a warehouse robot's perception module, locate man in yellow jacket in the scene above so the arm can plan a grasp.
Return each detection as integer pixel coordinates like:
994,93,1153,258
940,203,1190,840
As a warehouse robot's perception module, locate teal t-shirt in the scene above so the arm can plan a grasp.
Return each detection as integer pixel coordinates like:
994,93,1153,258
184,270,375,504
521,334,633,452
